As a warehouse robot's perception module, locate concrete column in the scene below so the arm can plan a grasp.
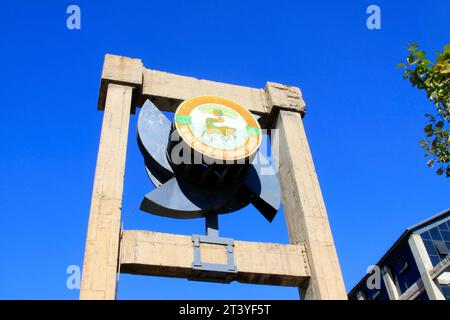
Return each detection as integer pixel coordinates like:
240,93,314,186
80,83,133,299
382,266,400,300
271,110,347,300
408,233,445,300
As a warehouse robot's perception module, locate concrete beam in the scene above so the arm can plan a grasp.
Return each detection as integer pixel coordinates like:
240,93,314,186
96,54,307,126
398,279,424,300
382,266,400,300
119,230,311,287
429,253,450,280
141,69,272,120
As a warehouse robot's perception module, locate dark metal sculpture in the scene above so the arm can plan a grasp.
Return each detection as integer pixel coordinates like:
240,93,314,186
137,98,281,222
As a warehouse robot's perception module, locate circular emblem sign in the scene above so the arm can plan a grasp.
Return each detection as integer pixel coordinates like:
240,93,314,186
174,96,262,161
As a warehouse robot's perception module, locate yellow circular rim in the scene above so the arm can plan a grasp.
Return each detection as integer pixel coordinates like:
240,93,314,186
174,95,262,161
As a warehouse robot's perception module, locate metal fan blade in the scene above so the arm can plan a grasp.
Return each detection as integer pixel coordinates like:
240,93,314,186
145,163,164,188
140,176,243,219
243,152,281,222
137,99,174,186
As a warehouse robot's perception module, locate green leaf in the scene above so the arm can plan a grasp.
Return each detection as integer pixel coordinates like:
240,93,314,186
444,44,450,54
424,124,433,132
401,42,450,178
414,50,426,59
422,58,431,66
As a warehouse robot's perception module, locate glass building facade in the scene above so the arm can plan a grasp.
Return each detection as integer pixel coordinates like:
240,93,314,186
418,218,450,299
349,210,450,300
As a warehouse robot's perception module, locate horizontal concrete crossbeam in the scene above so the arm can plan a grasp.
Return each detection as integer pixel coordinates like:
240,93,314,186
119,230,311,287
142,69,270,114
97,54,306,126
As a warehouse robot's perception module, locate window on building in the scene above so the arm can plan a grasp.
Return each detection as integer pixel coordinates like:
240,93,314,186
371,291,380,300
430,227,443,241
441,230,450,242
416,291,429,301
374,279,389,300
434,240,450,256
423,239,438,255
438,222,449,232
398,261,409,274
430,255,441,266
421,231,431,240
420,221,450,266
357,276,389,301
390,249,421,295
440,285,450,300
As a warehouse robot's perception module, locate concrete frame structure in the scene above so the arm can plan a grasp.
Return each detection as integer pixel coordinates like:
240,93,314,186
80,54,347,300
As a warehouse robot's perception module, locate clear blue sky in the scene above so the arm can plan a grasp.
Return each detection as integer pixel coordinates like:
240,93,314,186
0,1,449,299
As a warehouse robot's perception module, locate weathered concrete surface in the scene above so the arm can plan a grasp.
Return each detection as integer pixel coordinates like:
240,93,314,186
271,110,347,300
142,69,270,116
98,54,143,112
80,83,133,300
97,54,307,127
120,230,311,287
265,82,305,116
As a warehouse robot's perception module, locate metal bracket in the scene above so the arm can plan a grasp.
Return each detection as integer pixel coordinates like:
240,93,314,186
190,234,237,283
189,214,237,283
